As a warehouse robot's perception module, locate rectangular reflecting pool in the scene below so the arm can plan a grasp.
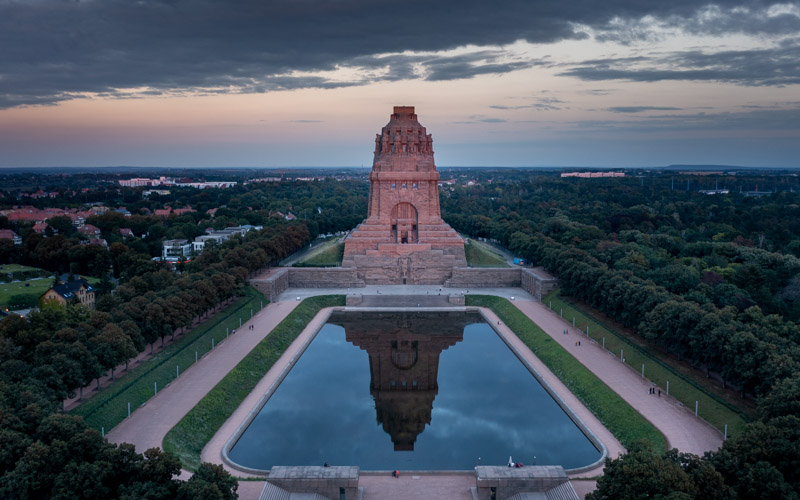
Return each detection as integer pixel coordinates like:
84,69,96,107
227,311,601,471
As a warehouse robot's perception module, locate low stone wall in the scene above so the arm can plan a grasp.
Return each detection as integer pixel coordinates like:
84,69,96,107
250,268,289,302
249,265,558,300
267,466,359,500
287,267,365,289
474,465,575,500
520,268,558,299
445,268,522,289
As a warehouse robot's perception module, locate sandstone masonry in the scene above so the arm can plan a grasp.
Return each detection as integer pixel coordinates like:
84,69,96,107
342,106,467,284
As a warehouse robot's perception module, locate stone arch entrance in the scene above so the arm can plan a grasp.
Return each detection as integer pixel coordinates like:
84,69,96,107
391,202,418,244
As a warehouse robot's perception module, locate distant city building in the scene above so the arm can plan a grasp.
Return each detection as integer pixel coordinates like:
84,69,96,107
191,225,262,253
40,277,96,310
143,189,171,197
561,172,625,178
162,239,193,260
120,176,237,189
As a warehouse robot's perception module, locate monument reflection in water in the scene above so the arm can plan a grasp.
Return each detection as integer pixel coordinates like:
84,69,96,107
228,311,600,471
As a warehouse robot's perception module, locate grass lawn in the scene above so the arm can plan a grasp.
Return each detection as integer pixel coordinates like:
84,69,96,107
0,277,53,309
0,263,44,274
294,239,344,267
163,294,345,471
464,238,510,267
467,295,667,452
544,290,748,437
72,287,268,432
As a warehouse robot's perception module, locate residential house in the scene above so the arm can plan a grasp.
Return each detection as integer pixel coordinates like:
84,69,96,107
40,278,96,309
78,224,102,238
0,229,22,245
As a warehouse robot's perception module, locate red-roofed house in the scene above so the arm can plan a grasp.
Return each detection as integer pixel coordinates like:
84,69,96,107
33,222,49,234
155,207,172,217
172,207,196,216
119,228,135,238
0,229,22,245
78,224,102,237
206,208,218,217
88,238,108,248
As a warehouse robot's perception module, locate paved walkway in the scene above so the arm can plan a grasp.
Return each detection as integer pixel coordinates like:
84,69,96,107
103,285,724,499
512,300,723,456
107,300,300,452
200,306,335,476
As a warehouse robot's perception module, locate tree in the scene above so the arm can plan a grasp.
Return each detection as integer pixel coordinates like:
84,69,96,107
587,441,697,500
177,463,238,500
90,324,137,380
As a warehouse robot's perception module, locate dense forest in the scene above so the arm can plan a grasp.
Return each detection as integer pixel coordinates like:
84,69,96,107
442,170,800,499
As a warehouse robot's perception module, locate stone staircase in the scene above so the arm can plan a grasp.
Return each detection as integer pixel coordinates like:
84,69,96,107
258,482,332,500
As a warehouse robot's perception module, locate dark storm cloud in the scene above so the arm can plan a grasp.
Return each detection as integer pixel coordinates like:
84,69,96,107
608,106,682,113
560,43,800,86
0,0,792,108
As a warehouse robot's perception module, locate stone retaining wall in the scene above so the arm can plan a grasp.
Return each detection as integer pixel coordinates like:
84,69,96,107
267,466,359,500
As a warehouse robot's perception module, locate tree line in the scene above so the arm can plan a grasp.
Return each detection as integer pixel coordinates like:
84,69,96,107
0,220,311,498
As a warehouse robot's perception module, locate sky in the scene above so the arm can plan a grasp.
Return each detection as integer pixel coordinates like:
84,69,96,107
0,0,799,168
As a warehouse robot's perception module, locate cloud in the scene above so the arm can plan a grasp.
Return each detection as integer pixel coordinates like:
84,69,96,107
559,43,800,86
608,106,681,113
0,0,796,108
490,97,564,111
568,107,800,133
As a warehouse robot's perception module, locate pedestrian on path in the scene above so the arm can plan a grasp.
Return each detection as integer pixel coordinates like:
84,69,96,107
658,389,661,397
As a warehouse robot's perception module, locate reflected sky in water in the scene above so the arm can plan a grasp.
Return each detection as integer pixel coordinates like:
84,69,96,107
229,313,600,470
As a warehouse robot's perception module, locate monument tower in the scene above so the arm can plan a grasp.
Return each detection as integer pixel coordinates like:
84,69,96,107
342,106,467,284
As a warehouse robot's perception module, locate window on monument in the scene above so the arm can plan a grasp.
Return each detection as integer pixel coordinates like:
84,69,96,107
391,183,396,189
412,183,418,189
412,381,418,388
402,381,407,387
391,380,396,387
402,183,407,189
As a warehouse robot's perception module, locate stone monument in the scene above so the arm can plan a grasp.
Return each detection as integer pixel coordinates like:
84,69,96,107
342,106,467,284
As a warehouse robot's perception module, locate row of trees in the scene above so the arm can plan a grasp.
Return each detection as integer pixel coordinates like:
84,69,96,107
0,218,313,497
509,231,800,398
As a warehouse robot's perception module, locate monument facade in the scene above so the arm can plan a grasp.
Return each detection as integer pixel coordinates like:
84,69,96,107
342,106,467,284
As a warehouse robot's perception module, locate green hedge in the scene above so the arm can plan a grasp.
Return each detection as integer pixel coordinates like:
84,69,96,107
545,290,747,437
72,287,267,432
467,295,666,451
163,294,345,471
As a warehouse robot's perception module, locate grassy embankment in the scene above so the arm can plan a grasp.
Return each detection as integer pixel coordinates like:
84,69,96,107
544,290,748,437
163,294,345,471
464,238,510,267
293,238,344,267
467,295,667,451
72,287,267,432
